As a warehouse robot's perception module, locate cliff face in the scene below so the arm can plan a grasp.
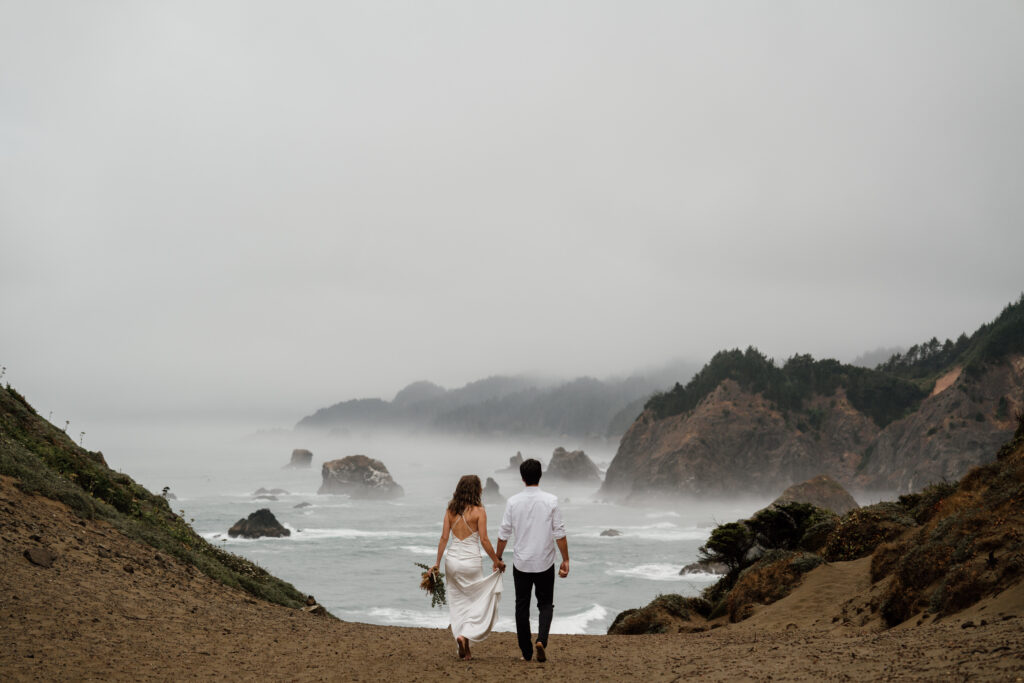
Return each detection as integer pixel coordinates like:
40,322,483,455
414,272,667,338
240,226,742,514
601,357,1023,500
858,357,1024,491
602,380,877,498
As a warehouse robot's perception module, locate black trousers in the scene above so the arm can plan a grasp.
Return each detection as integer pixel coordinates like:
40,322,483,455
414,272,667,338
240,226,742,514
512,564,554,660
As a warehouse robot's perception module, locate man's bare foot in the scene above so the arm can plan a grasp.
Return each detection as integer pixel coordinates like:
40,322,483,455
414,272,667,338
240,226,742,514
535,641,546,663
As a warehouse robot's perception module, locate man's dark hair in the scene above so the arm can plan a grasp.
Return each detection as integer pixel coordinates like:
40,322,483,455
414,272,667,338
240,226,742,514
520,458,542,486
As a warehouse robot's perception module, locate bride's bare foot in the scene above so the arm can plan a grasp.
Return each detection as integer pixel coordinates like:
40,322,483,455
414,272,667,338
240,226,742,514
464,638,472,660
457,637,467,660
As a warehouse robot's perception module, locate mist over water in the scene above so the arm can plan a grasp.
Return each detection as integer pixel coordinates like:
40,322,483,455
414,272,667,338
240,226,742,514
96,419,773,634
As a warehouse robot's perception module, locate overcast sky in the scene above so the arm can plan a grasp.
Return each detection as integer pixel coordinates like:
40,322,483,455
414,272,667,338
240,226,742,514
2,1,1023,427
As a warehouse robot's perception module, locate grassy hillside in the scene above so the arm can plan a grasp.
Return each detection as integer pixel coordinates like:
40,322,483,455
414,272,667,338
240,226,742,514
0,384,307,608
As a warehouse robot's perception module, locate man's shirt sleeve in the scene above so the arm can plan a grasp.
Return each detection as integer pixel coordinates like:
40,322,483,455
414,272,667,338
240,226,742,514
551,498,566,540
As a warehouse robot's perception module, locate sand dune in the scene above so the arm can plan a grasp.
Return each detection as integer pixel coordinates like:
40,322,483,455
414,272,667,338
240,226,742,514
3,474,1022,681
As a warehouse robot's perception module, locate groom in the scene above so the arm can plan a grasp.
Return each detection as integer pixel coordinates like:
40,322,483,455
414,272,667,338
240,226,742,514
495,458,569,663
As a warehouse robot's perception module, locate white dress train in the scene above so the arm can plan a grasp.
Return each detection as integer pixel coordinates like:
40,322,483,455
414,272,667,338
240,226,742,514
444,529,503,643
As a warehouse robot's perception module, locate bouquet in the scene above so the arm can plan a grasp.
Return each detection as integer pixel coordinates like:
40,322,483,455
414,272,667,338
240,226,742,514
415,562,447,608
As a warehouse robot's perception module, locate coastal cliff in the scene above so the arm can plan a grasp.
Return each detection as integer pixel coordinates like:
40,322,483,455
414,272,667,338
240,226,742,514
602,296,1024,500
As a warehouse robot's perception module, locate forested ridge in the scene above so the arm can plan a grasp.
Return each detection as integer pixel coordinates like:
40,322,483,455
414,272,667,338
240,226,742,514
646,294,1024,428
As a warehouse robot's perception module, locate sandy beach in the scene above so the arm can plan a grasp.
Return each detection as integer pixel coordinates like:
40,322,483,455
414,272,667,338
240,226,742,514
3,474,1023,681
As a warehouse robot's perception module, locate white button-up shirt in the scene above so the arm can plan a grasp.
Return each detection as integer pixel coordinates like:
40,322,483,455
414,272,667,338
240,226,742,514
497,486,566,573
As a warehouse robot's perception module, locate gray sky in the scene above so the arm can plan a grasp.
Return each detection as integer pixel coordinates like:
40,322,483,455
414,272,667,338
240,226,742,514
2,1,1023,426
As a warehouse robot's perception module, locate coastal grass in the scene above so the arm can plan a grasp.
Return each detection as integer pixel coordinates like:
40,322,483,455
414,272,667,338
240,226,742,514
0,384,307,609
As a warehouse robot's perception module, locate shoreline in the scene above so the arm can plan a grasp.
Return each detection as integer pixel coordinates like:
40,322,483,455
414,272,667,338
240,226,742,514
3,475,1022,681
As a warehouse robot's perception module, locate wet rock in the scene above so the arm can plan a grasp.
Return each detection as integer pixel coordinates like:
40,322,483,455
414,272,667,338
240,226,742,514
228,508,291,539
317,455,404,499
680,560,727,575
293,502,313,509
23,547,56,568
600,529,623,537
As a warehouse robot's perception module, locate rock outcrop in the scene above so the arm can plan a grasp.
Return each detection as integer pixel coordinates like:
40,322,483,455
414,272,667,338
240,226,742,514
482,477,504,505
857,358,1024,491
545,447,601,483
773,475,860,515
228,509,291,539
500,452,525,472
254,488,289,496
286,449,313,468
317,455,404,498
600,529,622,537
601,358,1023,499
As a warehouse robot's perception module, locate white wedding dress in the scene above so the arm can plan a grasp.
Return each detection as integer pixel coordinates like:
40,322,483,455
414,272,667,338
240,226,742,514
445,516,503,643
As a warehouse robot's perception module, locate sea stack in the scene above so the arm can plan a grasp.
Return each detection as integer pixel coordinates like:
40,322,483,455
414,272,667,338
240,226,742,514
318,455,404,499
228,509,291,539
546,447,601,483
482,477,505,505
286,449,313,468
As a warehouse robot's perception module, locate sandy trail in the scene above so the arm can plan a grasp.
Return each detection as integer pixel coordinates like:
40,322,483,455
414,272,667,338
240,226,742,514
2,477,1022,681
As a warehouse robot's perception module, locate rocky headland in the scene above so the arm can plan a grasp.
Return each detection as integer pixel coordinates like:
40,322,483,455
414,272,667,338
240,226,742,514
602,296,1024,500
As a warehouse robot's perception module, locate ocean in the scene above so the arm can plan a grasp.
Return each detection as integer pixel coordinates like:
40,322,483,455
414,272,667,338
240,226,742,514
98,421,772,636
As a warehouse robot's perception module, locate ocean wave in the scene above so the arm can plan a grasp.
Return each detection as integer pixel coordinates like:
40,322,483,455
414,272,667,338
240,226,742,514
290,527,437,540
644,511,682,519
606,563,714,582
201,526,437,542
494,604,609,635
362,607,449,629
580,525,708,542
401,545,436,556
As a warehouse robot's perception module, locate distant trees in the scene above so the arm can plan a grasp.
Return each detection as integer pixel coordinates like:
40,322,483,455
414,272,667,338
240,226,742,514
645,346,927,428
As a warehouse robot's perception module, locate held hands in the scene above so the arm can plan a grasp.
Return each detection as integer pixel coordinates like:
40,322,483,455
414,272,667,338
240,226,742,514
492,559,506,573
558,560,569,578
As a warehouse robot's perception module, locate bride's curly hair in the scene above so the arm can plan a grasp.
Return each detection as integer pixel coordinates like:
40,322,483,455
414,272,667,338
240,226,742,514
447,475,482,516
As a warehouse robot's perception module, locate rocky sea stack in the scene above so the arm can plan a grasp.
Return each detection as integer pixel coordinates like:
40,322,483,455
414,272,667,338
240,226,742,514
500,451,524,472
318,455,404,498
546,447,601,483
773,474,860,515
482,477,504,505
286,449,313,468
228,508,291,539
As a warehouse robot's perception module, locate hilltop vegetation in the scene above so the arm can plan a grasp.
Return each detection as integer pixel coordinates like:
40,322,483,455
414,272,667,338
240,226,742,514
645,347,926,428
646,294,1024,427
0,384,307,609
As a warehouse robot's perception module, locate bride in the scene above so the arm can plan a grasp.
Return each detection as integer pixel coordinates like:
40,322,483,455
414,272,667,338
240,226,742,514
431,474,506,660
